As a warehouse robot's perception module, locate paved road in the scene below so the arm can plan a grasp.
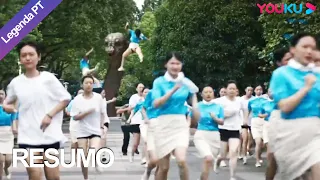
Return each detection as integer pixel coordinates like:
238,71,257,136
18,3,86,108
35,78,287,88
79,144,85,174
11,119,274,180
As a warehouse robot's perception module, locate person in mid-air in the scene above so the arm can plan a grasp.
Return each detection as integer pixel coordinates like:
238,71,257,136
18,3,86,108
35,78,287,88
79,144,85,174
118,22,148,71
80,48,101,87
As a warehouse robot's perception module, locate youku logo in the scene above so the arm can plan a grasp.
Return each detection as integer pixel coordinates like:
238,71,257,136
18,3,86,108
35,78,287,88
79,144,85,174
257,2,316,15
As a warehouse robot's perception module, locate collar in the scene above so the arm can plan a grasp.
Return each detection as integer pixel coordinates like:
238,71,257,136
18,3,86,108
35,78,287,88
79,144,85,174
164,71,184,82
313,67,320,73
202,100,214,105
288,59,314,72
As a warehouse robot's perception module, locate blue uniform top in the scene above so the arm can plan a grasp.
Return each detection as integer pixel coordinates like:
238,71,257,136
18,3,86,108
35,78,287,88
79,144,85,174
143,90,158,119
190,101,224,131
129,29,147,44
0,106,18,126
261,100,277,121
152,76,192,116
248,97,268,118
270,63,320,120
80,59,89,70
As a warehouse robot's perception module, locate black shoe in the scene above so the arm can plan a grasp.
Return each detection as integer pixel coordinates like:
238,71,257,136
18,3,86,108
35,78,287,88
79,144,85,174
135,149,139,154
123,152,127,156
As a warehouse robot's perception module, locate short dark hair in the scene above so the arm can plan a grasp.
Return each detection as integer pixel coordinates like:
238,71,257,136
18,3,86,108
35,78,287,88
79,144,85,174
273,47,289,63
226,80,237,88
165,51,183,64
16,41,41,56
290,32,316,47
81,75,95,84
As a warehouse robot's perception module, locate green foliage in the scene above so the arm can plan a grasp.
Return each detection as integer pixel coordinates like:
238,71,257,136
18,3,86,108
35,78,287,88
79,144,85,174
149,0,266,91
258,0,320,73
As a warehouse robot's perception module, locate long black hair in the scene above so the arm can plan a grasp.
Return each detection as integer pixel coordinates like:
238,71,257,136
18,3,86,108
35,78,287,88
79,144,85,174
135,29,141,39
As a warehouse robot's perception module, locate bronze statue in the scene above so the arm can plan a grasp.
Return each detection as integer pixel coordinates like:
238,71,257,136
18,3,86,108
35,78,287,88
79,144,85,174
104,33,128,116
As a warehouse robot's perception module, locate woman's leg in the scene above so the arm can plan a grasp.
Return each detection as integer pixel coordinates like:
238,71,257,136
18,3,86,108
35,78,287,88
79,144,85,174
4,154,12,179
130,132,141,162
228,138,240,179
311,162,320,179
89,137,101,171
155,154,170,180
254,137,263,167
77,138,89,180
265,143,278,180
214,141,228,172
135,46,144,63
241,128,248,164
174,147,189,180
118,48,134,71
25,150,43,180
200,155,213,180
0,154,4,180
44,149,60,180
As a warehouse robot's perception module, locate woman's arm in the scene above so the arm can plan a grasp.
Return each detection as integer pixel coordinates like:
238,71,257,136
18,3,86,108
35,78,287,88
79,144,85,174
210,113,224,125
153,84,181,108
278,86,312,113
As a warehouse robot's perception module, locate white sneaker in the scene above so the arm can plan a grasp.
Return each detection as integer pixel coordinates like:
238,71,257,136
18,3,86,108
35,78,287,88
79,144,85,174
220,160,227,167
129,155,133,163
230,177,237,180
6,173,11,180
141,157,147,165
259,159,263,164
242,157,247,165
213,160,219,173
255,162,261,167
238,156,243,160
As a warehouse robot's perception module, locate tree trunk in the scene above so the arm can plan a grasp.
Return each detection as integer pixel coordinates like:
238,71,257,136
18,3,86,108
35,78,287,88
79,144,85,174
103,33,128,117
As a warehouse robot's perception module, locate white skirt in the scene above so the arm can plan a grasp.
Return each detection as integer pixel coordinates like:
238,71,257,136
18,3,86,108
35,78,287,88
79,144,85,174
263,121,270,144
0,126,14,154
139,123,148,142
129,42,139,49
251,117,264,139
146,118,157,151
154,115,189,159
194,130,220,158
268,110,280,152
273,117,320,180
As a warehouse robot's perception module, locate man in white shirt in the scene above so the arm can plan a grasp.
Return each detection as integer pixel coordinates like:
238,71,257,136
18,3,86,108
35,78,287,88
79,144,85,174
120,83,145,156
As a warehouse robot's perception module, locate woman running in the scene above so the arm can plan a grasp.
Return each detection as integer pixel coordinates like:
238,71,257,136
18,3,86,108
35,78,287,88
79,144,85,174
259,88,276,166
246,85,267,167
190,86,224,180
269,33,320,180
239,86,253,164
100,90,116,162
3,41,71,180
70,75,106,179
214,80,244,180
127,88,149,163
152,52,199,180
65,89,84,161
265,47,292,180
118,22,148,71
0,89,18,180
141,89,159,180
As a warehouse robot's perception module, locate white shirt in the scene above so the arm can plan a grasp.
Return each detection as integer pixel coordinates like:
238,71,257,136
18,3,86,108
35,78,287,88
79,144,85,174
240,95,254,125
214,96,244,131
129,94,144,125
6,71,71,145
70,92,106,137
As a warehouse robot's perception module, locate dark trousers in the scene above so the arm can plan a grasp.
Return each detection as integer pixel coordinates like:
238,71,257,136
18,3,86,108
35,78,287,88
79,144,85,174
121,125,131,154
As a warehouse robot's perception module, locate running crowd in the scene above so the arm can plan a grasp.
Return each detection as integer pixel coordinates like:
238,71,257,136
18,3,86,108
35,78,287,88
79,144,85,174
0,32,319,180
